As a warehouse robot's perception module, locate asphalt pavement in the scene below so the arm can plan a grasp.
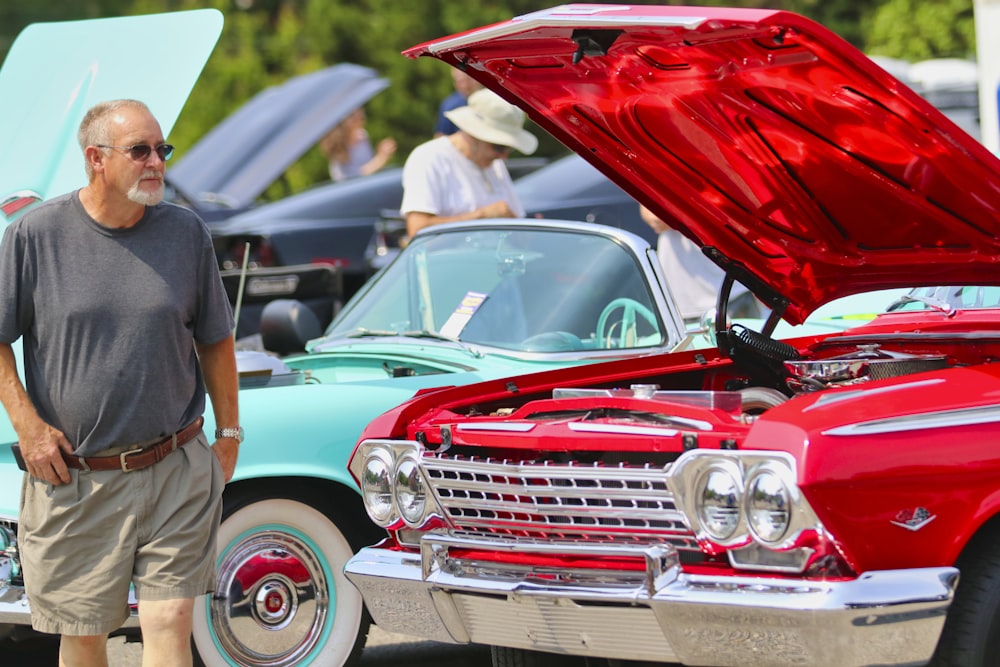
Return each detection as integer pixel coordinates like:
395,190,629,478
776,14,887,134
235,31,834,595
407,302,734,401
2,626,493,666
4,625,686,666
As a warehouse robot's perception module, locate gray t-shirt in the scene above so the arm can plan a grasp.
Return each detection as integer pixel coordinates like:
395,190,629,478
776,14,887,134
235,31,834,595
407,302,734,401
0,191,235,455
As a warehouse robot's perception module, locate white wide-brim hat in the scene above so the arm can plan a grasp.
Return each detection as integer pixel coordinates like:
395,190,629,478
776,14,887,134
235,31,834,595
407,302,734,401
445,89,538,155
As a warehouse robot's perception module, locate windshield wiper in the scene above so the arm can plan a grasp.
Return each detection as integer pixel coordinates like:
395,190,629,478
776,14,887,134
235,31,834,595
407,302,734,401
342,328,402,338
335,327,482,358
399,330,458,342
886,295,956,317
342,328,458,341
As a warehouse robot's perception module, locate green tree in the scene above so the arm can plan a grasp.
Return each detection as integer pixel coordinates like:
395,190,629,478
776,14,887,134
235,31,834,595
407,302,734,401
864,0,976,60
0,0,132,58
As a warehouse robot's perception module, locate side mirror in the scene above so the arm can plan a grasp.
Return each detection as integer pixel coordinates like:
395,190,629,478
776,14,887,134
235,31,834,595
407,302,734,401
674,308,718,351
259,299,322,356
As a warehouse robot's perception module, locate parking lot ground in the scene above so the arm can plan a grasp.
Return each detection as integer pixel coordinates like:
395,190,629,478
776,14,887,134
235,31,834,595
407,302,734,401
4,626,682,666
1,626,492,666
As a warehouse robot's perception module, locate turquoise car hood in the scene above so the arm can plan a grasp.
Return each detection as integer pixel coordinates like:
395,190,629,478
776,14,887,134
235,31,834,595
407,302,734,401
228,340,608,484
0,9,222,223
0,10,223,517
288,338,575,383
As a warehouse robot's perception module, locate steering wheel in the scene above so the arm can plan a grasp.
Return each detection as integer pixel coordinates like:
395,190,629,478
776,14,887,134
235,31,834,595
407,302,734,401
595,298,658,349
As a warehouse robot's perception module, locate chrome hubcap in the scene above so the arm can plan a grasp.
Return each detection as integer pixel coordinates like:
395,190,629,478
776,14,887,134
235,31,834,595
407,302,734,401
211,530,329,666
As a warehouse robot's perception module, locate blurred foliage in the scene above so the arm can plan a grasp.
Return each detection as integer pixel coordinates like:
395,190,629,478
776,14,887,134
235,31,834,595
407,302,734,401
865,0,977,60
0,0,977,202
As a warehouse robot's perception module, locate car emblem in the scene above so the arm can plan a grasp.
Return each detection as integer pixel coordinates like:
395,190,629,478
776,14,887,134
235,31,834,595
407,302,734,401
890,507,936,531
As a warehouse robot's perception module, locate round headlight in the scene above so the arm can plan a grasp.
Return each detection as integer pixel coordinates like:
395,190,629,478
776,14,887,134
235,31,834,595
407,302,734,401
746,470,791,544
361,452,394,525
395,457,426,525
698,467,742,541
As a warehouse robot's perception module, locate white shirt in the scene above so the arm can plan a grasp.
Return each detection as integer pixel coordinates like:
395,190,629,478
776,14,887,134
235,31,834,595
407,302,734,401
400,136,524,218
657,229,728,320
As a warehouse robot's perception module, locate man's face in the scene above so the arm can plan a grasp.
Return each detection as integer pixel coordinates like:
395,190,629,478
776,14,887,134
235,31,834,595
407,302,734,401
452,69,483,98
469,136,511,168
102,107,167,206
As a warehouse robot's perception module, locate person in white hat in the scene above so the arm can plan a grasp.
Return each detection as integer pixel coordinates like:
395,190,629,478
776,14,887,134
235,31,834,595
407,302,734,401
401,87,538,238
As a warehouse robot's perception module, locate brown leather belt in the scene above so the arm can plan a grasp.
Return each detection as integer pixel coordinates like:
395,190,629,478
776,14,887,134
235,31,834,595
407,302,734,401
62,417,205,473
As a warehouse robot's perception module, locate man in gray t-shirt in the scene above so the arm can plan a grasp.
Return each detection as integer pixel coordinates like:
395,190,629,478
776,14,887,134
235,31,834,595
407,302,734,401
0,99,240,665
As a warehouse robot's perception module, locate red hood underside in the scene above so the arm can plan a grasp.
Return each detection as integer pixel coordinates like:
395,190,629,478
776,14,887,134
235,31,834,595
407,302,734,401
406,4,1000,324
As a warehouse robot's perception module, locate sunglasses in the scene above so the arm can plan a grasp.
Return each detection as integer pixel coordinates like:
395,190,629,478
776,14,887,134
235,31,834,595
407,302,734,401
489,143,512,155
97,143,175,162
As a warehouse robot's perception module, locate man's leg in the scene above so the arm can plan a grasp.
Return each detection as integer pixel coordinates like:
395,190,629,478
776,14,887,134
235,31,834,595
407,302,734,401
138,597,195,667
59,634,109,667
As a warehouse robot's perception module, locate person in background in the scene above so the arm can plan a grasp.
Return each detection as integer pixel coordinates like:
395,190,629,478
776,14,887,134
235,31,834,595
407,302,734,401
401,88,538,239
0,99,240,666
320,107,397,182
434,68,484,137
640,203,759,321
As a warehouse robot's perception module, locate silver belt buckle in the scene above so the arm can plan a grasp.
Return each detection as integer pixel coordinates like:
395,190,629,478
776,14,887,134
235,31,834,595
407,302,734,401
119,447,143,472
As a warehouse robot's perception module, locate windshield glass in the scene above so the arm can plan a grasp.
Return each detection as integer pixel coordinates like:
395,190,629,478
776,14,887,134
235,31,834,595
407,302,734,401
328,227,665,352
889,286,1000,311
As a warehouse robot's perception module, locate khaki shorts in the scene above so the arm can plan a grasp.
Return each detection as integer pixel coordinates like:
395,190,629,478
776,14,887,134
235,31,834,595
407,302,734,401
18,432,224,636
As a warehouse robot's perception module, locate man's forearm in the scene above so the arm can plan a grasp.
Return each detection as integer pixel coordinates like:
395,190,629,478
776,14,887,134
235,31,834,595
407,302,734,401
196,334,240,481
196,335,239,429
0,342,38,434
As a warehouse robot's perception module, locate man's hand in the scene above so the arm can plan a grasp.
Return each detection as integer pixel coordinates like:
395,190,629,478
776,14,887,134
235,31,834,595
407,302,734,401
19,421,73,485
212,437,239,483
477,200,516,219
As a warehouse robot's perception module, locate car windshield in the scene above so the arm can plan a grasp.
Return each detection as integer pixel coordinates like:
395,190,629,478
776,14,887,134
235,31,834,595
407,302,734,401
326,227,665,352
888,286,1000,312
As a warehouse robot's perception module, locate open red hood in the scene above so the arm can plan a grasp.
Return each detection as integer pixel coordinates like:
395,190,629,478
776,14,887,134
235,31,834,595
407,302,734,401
405,5,1000,323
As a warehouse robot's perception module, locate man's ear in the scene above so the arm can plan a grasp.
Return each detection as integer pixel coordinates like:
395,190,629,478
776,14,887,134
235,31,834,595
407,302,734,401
84,145,106,172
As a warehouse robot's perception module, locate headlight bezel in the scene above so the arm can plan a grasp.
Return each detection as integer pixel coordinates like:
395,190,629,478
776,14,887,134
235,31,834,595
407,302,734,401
669,450,819,554
351,439,442,530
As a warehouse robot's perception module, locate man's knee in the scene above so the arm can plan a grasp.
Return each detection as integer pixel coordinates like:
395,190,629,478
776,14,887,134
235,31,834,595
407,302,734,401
138,597,195,635
60,634,109,663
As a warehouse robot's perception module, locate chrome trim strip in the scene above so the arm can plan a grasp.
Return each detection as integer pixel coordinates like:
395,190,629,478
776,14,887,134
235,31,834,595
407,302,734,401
568,422,684,436
455,422,536,432
423,531,676,559
420,532,682,597
805,378,944,411
823,403,1000,436
423,7,705,56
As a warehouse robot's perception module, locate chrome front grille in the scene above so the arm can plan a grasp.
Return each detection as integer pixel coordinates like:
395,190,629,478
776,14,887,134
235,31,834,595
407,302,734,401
423,455,698,551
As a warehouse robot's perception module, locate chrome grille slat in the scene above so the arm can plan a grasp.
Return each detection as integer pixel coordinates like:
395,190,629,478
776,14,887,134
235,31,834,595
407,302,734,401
423,455,698,550
430,479,670,499
437,497,677,518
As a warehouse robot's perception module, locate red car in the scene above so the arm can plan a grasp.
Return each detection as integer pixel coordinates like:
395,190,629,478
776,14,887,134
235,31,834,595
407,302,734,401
344,5,1000,667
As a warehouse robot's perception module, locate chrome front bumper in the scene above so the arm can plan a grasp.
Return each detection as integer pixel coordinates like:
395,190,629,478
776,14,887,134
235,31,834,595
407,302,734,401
344,534,957,667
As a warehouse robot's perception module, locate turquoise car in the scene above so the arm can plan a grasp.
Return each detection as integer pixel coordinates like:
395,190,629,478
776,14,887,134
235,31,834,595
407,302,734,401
189,217,689,666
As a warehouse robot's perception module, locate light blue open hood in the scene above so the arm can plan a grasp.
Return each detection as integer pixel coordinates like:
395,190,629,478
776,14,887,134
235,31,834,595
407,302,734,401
0,9,223,224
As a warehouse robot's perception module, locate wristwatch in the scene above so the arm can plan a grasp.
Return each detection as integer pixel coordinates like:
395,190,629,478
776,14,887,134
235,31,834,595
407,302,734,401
215,426,245,443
